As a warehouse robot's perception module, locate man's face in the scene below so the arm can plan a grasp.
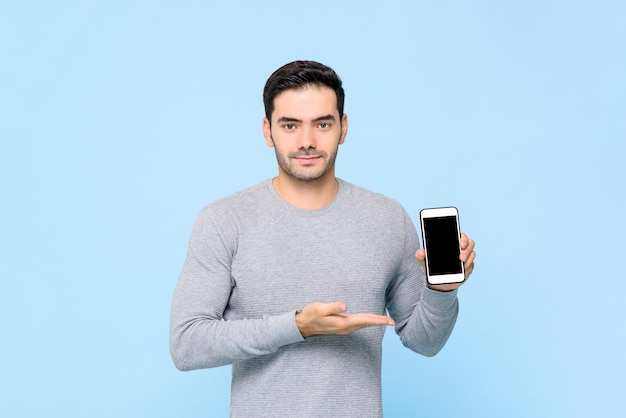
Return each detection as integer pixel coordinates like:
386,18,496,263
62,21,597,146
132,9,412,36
262,86,348,183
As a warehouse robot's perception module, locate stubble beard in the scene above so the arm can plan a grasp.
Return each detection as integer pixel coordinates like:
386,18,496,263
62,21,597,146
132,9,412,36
274,145,339,182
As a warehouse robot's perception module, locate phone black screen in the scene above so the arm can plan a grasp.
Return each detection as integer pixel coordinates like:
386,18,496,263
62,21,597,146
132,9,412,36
423,216,462,275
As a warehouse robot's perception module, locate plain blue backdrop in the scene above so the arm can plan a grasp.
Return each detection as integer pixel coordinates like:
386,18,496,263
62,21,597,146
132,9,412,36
1,1,624,417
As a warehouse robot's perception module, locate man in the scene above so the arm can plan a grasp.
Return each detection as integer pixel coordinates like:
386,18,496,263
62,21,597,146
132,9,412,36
170,60,476,417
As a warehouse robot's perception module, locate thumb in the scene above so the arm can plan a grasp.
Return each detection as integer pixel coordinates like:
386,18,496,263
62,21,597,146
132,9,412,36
323,301,347,315
415,249,426,272
415,248,425,261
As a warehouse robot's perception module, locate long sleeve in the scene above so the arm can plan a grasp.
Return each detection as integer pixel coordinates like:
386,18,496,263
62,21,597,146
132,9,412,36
169,179,462,416
169,206,304,371
385,210,459,357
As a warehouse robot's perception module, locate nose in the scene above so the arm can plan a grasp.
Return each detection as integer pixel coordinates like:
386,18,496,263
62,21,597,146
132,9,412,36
297,126,316,150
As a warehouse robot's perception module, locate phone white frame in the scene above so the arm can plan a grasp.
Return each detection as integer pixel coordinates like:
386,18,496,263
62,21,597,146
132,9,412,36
419,206,465,285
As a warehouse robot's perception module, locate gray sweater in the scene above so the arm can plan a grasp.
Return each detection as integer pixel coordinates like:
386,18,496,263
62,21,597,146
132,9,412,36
170,179,459,417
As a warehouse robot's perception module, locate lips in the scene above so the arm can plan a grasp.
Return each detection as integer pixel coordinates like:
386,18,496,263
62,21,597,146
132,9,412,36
292,153,323,164
296,156,320,161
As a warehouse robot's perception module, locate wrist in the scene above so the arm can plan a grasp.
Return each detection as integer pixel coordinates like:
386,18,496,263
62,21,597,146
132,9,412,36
295,310,308,338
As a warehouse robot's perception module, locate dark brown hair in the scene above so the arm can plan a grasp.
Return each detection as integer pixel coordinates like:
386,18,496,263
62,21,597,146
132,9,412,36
263,60,345,123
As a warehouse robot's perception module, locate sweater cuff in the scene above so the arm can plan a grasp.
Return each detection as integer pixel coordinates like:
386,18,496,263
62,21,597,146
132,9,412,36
421,287,458,312
267,310,305,347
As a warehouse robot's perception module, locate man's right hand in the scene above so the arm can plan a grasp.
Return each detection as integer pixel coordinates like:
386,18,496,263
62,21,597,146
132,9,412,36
295,302,396,339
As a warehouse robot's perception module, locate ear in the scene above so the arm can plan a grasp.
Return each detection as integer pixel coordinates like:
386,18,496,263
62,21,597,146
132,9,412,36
339,113,348,144
262,117,274,147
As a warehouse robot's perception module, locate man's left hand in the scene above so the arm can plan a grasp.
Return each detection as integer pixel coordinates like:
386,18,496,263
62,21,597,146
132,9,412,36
415,232,476,292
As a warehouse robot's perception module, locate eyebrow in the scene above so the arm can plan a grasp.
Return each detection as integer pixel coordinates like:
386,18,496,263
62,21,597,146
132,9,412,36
313,114,337,123
276,114,337,124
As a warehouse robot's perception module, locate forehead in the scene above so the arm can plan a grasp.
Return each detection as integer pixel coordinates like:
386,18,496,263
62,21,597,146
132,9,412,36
271,85,338,121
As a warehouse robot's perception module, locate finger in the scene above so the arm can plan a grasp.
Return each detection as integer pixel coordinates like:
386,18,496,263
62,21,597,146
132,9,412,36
465,249,476,265
464,251,476,278
345,313,396,327
466,237,475,252
371,315,396,326
357,313,396,326
459,233,475,251
464,263,474,279
460,233,475,251
319,301,347,316
429,281,464,292
460,233,469,249
459,237,475,262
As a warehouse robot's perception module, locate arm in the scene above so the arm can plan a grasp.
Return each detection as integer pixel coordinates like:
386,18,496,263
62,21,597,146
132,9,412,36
169,207,304,371
386,211,466,357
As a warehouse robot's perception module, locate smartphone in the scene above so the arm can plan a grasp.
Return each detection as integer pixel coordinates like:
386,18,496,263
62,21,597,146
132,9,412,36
419,207,465,285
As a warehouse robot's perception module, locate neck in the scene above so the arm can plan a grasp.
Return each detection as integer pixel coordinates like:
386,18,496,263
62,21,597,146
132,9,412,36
272,173,339,210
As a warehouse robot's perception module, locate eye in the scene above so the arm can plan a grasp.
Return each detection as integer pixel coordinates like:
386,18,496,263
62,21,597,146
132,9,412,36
318,122,331,129
283,123,296,130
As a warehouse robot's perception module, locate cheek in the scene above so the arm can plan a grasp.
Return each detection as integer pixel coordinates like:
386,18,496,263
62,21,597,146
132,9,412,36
270,134,292,152
271,139,291,159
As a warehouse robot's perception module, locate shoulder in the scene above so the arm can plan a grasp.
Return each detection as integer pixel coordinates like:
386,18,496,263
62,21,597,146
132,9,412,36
339,179,406,214
204,180,271,213
192,180,274,230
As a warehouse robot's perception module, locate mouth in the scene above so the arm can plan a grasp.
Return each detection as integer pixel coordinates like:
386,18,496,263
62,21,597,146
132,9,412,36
296,156,320,162
293,154,323,164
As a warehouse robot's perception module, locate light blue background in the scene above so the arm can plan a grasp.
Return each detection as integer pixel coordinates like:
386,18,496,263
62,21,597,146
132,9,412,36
1,1,624,417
